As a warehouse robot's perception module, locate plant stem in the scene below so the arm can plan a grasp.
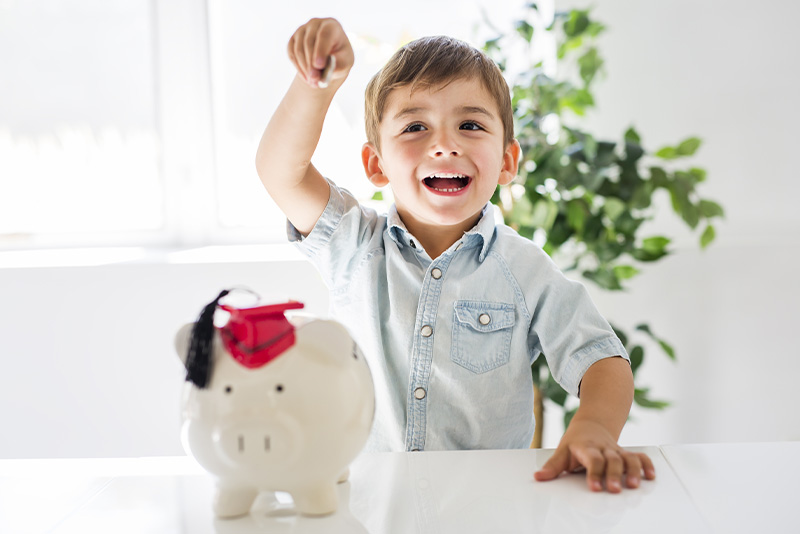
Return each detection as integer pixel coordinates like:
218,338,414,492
531,383,544,448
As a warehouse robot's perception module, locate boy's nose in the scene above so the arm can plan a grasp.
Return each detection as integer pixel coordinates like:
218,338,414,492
429,132,461,157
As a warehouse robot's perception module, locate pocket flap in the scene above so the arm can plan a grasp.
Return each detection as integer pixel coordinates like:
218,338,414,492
453,301,515,332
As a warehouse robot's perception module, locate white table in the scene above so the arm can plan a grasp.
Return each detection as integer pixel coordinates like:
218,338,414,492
0,443,797,533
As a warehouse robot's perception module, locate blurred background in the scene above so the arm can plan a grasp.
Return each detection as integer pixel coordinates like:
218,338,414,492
1,0,798,458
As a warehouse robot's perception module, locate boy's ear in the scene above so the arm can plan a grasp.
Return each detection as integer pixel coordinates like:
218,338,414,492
362,143,389,187
499,139,521,186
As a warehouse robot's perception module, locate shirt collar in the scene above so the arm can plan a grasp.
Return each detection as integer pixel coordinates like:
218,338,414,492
386,203,497,261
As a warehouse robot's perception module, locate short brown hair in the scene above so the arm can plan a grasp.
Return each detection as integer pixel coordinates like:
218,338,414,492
364,36,514,151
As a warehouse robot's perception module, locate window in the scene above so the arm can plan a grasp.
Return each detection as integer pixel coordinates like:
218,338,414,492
0,1,161,246
0,0,541,250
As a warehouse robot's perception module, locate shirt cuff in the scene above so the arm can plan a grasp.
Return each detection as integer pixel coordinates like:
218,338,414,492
286,179,345,258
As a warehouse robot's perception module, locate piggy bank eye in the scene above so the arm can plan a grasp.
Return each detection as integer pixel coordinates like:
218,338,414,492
224,386,233,394
276,384,284,393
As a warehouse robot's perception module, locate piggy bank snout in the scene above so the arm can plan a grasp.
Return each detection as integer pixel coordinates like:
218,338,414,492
212,418,300,469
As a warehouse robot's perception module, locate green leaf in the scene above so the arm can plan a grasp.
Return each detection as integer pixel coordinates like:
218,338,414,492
687,167,707,183
564,9,591,37
509,193,535,227
631,248,668,262
631,179,654,209
578,47,603,85
649,166,669,188
629,345,644,373
583,134,598,161
594,141,617,167
515,20,535,42
542,374,568,406
613,265,640,280
624,127,641,144
634,388,670,409
586,21,606,37
700,224,716,249
655,137,702,160
676,137,702,156
557,36,583,60
603,198,626,221
655,146,678,160
635,324,676,360
699,199,725,218
531,198,558,230
371,191,384,201
567,199,588,232
483,36,502,53
642,236,670,254
668,177,700,229
611,323,628,347
659,339,676,360
635,323,653,336
561,88,594,115
582,267,623,290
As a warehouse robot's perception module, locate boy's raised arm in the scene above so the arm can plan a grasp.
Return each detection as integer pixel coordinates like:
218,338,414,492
255,18,354,236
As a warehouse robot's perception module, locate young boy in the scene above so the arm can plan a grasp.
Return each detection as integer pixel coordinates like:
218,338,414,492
256,17,655,493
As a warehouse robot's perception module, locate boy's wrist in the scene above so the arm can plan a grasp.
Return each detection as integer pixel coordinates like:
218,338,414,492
293,71,347,96
569,403,629,441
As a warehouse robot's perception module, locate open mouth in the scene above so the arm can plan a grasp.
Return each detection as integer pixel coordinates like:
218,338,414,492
423,173,471,193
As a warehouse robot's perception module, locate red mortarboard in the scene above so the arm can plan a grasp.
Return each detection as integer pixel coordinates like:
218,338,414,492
218,301,305,369
184,290,304,389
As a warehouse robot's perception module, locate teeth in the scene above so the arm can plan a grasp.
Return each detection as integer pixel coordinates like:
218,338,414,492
429,173,467,179
424,173,469,193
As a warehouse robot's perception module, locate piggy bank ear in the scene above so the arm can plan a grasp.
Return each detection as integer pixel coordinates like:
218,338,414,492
174,322,195,368
294,320,357,367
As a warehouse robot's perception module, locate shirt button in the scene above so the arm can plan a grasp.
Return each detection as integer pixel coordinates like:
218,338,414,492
421,325,433,337
431,268,442,279
409,240,416,249
414,387,427,400
479,313,491,325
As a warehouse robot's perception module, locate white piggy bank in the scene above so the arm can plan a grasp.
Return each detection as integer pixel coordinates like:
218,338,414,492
174,298,374,518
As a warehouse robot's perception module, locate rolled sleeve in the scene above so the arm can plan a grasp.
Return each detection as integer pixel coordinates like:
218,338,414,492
287,179,383,293
529,265,629,397
287,178,346,257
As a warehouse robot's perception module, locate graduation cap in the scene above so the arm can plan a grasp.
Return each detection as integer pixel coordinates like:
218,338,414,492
184,289,305,389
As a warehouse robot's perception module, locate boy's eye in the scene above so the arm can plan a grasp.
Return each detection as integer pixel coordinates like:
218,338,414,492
403,123,426,133
460,121,483,131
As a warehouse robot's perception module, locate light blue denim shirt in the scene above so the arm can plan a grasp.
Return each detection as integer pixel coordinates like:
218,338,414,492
288,181,628,452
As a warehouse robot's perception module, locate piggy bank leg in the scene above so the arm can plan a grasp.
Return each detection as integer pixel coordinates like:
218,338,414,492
213,483,258,519
337,467,350,483
292,483,338,516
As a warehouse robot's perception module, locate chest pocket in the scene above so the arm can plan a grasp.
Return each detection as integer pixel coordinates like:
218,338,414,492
451,300,515,374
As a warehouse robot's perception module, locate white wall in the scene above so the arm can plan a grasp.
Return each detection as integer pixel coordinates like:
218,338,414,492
0,252,329,458
2,0,799,458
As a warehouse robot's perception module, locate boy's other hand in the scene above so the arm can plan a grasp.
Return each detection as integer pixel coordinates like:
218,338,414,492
533,419,656,493
288,18,354,89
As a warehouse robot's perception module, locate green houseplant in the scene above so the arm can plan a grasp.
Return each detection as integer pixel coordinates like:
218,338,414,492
482,5,724,447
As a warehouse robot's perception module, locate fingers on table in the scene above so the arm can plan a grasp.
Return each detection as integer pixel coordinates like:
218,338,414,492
533,447,570,481
585,449,656,492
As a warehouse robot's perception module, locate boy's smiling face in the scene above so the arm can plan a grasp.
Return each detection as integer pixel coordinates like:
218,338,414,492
362,78,520,248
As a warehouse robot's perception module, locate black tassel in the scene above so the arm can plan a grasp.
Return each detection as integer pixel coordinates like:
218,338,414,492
185,289,230,389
